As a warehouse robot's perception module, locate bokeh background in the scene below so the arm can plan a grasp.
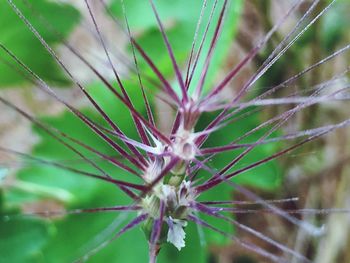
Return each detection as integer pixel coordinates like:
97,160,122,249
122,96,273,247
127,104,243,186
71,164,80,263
0,0,350,262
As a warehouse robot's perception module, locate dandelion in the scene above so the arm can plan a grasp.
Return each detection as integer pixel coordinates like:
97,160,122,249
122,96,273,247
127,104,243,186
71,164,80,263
0,0,350,262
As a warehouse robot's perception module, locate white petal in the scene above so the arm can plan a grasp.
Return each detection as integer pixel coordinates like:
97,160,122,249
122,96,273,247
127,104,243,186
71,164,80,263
167,217,187,250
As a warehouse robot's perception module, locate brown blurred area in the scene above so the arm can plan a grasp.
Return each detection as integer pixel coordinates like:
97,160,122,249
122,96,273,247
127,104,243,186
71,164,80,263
211,1,350,262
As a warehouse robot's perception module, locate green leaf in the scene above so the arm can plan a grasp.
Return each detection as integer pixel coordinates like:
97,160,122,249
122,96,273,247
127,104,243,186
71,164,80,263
0,0,80,87
0,217,53,263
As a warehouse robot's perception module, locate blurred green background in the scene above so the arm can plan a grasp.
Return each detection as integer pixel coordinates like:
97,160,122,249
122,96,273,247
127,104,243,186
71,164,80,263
0,0,349,263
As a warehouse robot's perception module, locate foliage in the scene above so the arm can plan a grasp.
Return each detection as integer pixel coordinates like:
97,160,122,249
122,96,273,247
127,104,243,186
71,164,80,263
0,0,80,87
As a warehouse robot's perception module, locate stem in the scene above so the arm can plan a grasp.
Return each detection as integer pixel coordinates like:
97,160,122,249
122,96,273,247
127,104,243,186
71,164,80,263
149,243,160,263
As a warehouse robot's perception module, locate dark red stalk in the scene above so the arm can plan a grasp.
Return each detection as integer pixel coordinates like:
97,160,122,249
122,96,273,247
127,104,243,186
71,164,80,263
0,147,145,193
149,201,166,263
98,0,167,91
149,0,187,103
98,0,181,106
185,0,219,90
218,54,349,127
7,0,171,147
193,0,228,100
202,0,306,104
0,93,141,177
2,0,349,261
184,0,209,87
246,0,335,92
200,207,350,215
187,215,286,263
14,205,142,218
196,0,321,146
200,197,299,205
4,2,149,169
213,89,328,177
131,39,182,106
193,159,327,238
200,83,350,157
84,0,151,155
196,43,350,149
0,42,150,171
169,0,218,135
195,131,326,193
82,213,148,261
193,202,311,262
120,0,156,129
201,116,350,155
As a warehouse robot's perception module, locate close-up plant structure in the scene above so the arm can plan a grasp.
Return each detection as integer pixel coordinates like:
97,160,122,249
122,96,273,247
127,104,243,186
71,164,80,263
0,0,350,262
